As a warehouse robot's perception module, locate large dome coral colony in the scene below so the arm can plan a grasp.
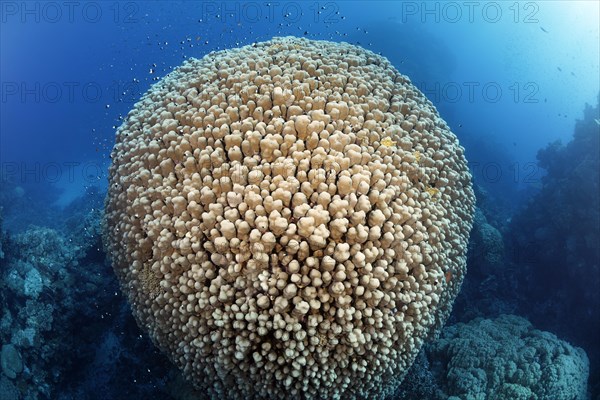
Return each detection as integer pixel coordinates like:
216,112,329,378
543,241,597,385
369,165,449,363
103,37,475,399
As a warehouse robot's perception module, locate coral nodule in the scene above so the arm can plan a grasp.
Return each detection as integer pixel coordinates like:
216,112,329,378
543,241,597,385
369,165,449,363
103,37,475,399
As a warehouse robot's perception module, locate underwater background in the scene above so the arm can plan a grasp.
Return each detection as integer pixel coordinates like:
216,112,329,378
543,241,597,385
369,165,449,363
0,1,599,399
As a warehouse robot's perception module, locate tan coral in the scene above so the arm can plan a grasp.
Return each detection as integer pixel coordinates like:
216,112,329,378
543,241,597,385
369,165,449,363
103,36,475,400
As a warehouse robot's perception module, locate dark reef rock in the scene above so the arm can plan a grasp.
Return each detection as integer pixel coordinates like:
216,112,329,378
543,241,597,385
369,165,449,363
469,208,506,277
426,315,589,400
393,350,445,400
508,95,600,397
0,207,4,260
452,205,516,323
0,194,179,400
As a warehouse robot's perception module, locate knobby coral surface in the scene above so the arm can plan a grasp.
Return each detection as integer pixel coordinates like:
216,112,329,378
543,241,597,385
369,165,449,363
427,315,589,400
104,37,475,399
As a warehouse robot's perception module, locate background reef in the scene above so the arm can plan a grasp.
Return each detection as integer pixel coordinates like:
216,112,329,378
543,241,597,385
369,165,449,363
0,95,598,399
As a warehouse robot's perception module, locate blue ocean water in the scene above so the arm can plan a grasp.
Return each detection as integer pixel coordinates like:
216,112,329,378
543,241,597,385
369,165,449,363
0,1,598,399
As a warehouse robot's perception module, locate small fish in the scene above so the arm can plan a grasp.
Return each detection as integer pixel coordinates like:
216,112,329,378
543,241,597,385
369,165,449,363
570,71,576,77
426,187,439,200
381,137,396,147
540,27,548,33
445,270,453,284
594,118,600,126
413,150,421,163
557,67,562,72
